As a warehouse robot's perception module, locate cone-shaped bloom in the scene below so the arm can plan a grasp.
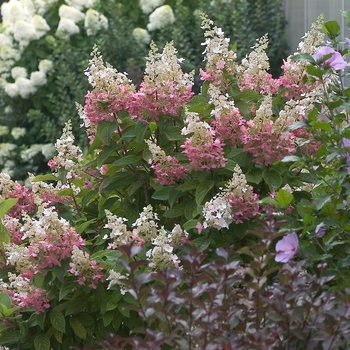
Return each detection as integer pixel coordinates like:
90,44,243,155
275,232,298,263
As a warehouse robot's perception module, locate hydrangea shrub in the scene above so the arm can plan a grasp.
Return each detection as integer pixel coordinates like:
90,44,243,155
0,10,349,350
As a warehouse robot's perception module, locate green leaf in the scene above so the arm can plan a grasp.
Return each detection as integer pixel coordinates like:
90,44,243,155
262,168,282,191
192,236,212,251
245,169,263,184
281,155,301,163
31,174,58,182
69,317,87,339
275,189,294,207
235,89,260,102
112,155,142,167
76,219,96,234
163,126,185,141
0,224,10,245
96,120,118,146
195,181,215,205
323,20,340,37
310,120,332,132
135,120,148,143
65,290,87,315
306,65,325,78
0,292,11,309
50,310,66,333
0,198,18,218
163,202,186,218
151,186,175,201
34,334,50,350
59,277,77,301
177,179,200,192
0,331,20,345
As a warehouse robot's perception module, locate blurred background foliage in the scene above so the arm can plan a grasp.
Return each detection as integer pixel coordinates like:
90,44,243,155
0,0,288,181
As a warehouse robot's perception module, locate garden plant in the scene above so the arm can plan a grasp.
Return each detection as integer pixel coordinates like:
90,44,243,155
0,0,287,181
0,7,350,350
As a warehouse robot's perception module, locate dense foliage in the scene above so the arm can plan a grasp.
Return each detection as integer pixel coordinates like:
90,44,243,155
0,0,287,181
0,8,349,350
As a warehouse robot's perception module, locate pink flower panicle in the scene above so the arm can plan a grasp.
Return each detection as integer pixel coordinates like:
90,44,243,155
5,182,36,218
199,14,237,87
201,165,260,229
241,97,296,165
208,84,246,146
152,156,188,185
3,273,50,314
69,246,105,289
181,135,227,171
130,42,194,121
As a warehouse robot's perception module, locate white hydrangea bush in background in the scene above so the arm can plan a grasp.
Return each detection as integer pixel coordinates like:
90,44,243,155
0,0,109,99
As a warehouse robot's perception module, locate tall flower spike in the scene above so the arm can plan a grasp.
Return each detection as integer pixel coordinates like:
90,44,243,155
199,13,237,87
130,41,194,121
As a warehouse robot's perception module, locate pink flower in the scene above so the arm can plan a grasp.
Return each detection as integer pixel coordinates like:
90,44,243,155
275,232,298,263
313,46,347,70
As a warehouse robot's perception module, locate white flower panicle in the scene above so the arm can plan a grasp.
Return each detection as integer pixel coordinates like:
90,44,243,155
147,5,175,31
103,210,132,249
297,14,325,55
238,34,270,75
140,0,164,14
132,27,151,45
85,46,135,93
200,13,237,75
84,8,108,36
146,227,181,270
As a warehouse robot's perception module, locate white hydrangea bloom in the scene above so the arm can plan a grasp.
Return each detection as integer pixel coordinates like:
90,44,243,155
11,127,26,139
84,8,108,36
58,4,85,23
140,0,164,14
21,144,42,161
16,77,37,98
147,5,175,31
0,126,9,136
0,143,17,160
132,27,151,45
65,0,96,11
31,14,50,33
41,143,56,159
38,59,53,73
1,1,29,23
11,66,27,80
0,44,21,62
32,0,59,15
30,70,47,86
0,33,12,47
56,18,80,38
13,20,38,46
3,82,19,97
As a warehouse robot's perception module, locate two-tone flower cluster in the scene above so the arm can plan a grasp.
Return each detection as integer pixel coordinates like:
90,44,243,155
199,165,259,231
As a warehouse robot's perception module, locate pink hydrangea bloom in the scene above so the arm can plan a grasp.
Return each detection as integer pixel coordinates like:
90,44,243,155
241,120,296,166
275,232,298,263
130,82,194,122
211,107,246,147
226,190,260,224
239,72,281,95
6,183,36,218
181,135,227,171
84,91,117,124
313,46,347,70
152,156,188,185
